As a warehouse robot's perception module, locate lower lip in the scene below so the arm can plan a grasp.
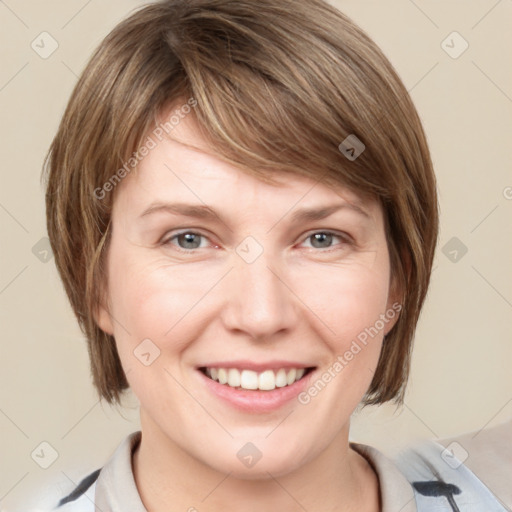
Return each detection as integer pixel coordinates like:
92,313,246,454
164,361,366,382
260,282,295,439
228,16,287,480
197,369,316,413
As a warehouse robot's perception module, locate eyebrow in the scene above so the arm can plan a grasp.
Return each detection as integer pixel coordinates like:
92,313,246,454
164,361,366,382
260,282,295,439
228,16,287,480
139,201,370,223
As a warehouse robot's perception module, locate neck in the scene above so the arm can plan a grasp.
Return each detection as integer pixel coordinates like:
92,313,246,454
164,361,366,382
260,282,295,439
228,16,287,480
132,417,380,512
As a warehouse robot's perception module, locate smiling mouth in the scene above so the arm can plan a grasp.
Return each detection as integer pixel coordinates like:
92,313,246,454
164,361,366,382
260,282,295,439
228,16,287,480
199,366,316,391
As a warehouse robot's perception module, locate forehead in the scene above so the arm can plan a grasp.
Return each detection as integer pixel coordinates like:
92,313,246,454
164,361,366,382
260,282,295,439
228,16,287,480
112,110,379,220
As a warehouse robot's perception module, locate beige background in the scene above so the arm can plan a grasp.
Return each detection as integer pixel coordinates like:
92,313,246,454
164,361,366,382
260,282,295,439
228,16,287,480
1,0,511,510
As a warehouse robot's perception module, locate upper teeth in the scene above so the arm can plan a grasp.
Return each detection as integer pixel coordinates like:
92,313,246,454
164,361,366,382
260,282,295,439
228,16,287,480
205,367,306,391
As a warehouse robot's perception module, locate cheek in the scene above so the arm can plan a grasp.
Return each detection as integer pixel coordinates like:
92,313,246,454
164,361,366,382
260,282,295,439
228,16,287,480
107,250,218,351
293,257,391,346
105,258,197,396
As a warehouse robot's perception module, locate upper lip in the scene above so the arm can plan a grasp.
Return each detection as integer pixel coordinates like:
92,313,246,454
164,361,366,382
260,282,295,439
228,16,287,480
198,360,316,372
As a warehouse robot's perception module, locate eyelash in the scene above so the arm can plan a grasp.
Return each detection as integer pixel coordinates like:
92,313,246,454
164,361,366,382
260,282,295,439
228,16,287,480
161,230,352,254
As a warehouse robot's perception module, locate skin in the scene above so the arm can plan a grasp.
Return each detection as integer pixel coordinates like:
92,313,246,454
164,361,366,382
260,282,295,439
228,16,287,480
96,108,400,511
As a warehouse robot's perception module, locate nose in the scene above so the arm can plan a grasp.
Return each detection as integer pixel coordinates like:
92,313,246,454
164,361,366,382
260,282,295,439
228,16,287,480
220,249,298,341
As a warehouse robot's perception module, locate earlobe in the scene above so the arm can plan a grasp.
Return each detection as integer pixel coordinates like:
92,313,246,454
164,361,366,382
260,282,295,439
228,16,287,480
384,244,409,336
93,300,114,336
383,300,401,336
384,278,404,336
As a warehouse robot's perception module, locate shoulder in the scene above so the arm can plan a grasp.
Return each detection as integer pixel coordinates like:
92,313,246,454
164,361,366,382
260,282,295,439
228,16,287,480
52,468,100,511
25,467,100,512
436,419,512,510
49,430,142,511
393,425,511,511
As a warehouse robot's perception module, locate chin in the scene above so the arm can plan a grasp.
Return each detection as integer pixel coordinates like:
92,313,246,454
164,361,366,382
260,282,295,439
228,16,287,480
201,440,310,480
216,458,301,481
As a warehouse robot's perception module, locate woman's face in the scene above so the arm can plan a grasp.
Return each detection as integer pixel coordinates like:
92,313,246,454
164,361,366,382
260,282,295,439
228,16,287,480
97,112,399,478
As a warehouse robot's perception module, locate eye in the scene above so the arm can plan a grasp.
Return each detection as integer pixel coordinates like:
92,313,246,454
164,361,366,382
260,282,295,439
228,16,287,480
161,229,351,253
300,231,350,250
163,231,211,251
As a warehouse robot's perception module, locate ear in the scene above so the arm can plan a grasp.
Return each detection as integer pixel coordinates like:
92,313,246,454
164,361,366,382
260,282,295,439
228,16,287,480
383,277,403,336
383,248,409,336
93,289,114,336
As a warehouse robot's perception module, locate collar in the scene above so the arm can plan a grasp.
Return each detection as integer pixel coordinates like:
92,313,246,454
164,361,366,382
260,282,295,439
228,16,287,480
94,431,417,512
95,431,146,511
350,442,417,512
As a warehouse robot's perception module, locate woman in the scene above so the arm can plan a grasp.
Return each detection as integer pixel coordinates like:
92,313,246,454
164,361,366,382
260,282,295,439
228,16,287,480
42,0,507,510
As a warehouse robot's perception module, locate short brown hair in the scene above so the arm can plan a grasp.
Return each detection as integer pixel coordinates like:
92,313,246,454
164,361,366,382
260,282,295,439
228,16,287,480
43,0,439,406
